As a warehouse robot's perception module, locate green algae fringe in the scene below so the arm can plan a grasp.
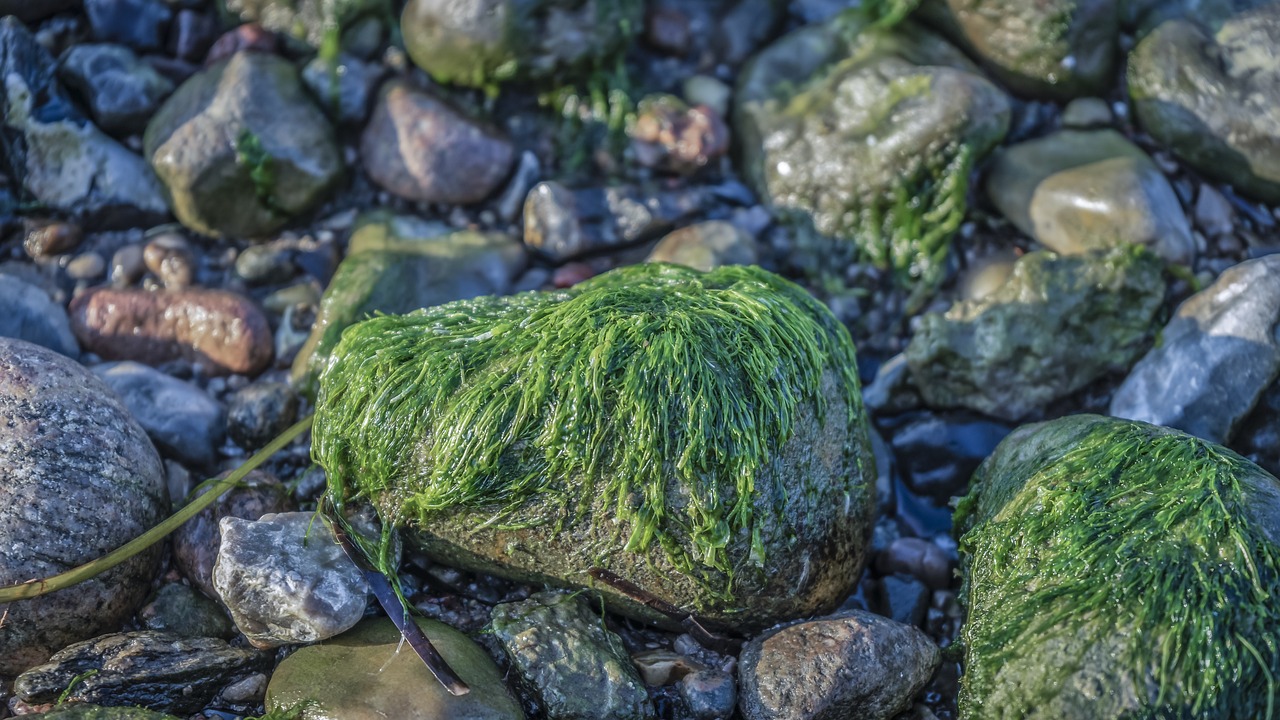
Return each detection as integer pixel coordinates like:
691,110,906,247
957,420,1280,719
313,263,863,592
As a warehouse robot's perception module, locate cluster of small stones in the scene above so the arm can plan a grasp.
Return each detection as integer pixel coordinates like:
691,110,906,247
0,0,1278,719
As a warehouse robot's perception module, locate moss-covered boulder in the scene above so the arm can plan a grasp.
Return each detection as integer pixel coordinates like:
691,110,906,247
292,212,526,393
957,414,1280,719
220,0,389,49
1128,4,1280,203
905,246,1165,421
400,0,642,88
918,0,1118,98
313,263,875,631
735,12,1009,297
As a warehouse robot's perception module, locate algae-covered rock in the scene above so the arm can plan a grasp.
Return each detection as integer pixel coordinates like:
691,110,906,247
957,414,1280,719
1128,4,1280,203
292,212,526,393
400,0,643,88
30,706,181,720
905,246,1165,421
735,12,1009,297
221,0,389,49
918,0,1118,98
313,263,875,631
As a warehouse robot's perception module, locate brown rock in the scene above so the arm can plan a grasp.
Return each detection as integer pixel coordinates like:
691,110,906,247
23,220,83,258
143,233,196,289
172,470,293,599
631,97,729,175
0,339,167,675
360,80,514,205
69,287,274,375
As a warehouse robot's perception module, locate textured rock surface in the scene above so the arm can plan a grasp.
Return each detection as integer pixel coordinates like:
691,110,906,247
1111,255,1280,443
0,339,167,675
646,221,759,272
906,247,1165,420
226,381,299,451
491,592,653,720
92,361,224,467
1128,4,1280,202
985,129,1194,264
0,274,78,357
919,0,1118,97
144,51,343,238
360,80,514,204
13,632,267,715
70,287,274,376
956,415,1280,718
293,213,525,392
138,583,235,639
58,44,175,136
523,182,706,262
738,610,941,720
27,705,182,720
265,618,525,720
213,512,369,648
401,0,642,87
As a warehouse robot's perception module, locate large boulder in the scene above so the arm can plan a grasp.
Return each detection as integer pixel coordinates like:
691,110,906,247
957,414,1280,719
905,246,1166,421
313,263,876,631
400,0,642,88
144,51,344,238
0,339,168,675
735,13,1009,297
1128,4,1280,203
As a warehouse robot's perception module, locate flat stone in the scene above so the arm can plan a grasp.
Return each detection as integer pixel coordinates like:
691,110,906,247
92,361,223,467
265,618,525,720
739,610,940,720
0,339,167,675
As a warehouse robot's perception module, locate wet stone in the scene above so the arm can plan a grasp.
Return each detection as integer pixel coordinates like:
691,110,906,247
25,704,182,719
647,221,759,272
873,574,930,628
84,0,171,52
213,512,369,649
885,411,1013,502
491,591,654,720
0,339,166,675
301,52,386,126
679,670,736,720
524,182,706,262
169,9,219,63
23,220,82,258
172,470,293,598
876,537,955,592
13,632,268,716
142,233,195,290
58,44,175,136
226,380,299,451
138,583,235,639
629,95,730,175
0,274,78,357
110,244,145,286
91,361,223,467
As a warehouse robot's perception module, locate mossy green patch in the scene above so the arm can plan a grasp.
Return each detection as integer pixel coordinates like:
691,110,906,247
235,129,279,216
313,263,864,594
957,415,1280,719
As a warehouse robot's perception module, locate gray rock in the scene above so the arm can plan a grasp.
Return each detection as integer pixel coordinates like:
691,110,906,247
985,129,1194,264
0,18,168,228
496,150,542,223
226,381,299,451
138,583,235,639
918,0,1118,98
735,14,1008,294
234,242,297,285
172,470,294,598
292,213,526,393
222,0,389,49
873,574,929,628
647,221,759,271
58,44,175,136
739,610,941,720
680,669,736,720
213,512,369,648
1060,97,1113,128
84,0,171,51
67,252,107,281
143,51,344,238
401,0,641,87
92,361,224,467
265,618,525,720
360,80,514,205
524,181,707,262
0,339,167,675
13,631,267,715
302,52,386,125
1194,184,1235,237
490,592,654,720
1128,5,1280,203
0,274,78,357
906,247,1166,421
1111,255,1280,443
886,411,1012,503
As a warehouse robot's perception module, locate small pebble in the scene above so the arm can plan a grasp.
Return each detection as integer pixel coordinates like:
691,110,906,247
66,252,106,280
111,243,146,285
24,220,82,258
144,233,196,289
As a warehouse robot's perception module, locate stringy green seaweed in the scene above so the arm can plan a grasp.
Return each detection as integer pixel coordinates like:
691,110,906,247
313,263,863,592
956,420,1280,719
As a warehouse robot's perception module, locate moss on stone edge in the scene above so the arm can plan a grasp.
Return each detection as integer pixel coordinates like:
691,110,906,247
313,263,864,594
956,416,1280,719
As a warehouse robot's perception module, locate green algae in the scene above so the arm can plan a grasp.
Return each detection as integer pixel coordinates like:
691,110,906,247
957,415,1280,719
312,263,864,593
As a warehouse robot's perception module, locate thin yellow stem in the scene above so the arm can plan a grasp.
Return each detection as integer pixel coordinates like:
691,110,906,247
0,415,314,603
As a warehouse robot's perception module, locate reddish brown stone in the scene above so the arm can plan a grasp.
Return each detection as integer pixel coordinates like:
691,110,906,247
70,287,274,376
630,100,730,175
360,80,514,205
